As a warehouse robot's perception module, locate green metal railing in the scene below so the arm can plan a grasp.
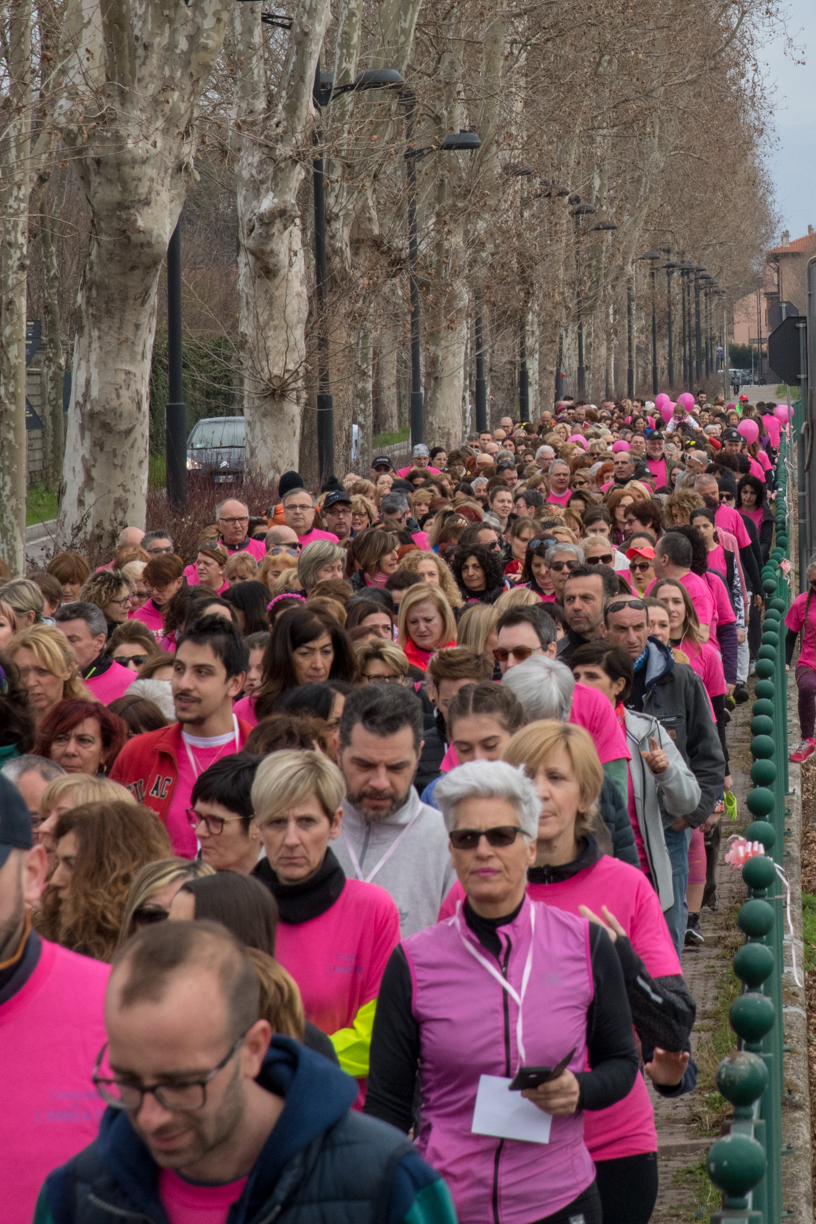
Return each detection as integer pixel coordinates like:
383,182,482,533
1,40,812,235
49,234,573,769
705,434,791,1222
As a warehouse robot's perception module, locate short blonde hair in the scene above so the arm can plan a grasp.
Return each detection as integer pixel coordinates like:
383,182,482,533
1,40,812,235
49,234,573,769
298,541,347,590
456,603,498,655
350,496,376,526
397,583,457,652
354,637,409,678
493,587,541,613
6,624,91,700
0,578,44,622
259,552,298,589
251,750,345,826
225,551,259,580
39,774,136,819
624,480,653,501
502,719,603,834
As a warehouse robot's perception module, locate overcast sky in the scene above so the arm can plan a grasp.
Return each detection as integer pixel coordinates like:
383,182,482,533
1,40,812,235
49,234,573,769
761,0,816,242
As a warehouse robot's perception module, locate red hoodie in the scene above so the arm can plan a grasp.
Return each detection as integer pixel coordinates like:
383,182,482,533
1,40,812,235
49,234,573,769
110,718,253,832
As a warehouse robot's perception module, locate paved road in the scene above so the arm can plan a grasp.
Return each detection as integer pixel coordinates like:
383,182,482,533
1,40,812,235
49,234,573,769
25,519,57,568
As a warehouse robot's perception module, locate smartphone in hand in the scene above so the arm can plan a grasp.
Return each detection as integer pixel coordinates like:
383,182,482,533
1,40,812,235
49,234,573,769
508,1048,576,1091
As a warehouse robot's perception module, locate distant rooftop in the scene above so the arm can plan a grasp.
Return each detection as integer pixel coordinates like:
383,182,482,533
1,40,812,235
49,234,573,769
768,227,816,256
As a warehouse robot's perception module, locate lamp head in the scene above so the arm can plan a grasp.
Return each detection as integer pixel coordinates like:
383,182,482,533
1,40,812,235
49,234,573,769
352,68,404,90
439,130,481,152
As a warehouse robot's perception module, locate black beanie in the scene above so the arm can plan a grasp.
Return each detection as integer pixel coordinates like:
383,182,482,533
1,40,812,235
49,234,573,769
278,471,305,498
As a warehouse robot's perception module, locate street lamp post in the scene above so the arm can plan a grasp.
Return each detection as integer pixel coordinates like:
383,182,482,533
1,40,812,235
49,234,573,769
693,266,706,383
569,200,596,398
539,181,571,400
662,253,677,389
165,219,187,508
312,65,403,484
401,91,480,446
639,252,661,395
474,291,487,432
679,262,693,389
631,252,661,400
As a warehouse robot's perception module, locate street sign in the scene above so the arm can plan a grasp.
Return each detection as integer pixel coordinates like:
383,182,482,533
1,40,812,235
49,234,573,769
767,315,804,386
767,301,799,330
26,321,42,367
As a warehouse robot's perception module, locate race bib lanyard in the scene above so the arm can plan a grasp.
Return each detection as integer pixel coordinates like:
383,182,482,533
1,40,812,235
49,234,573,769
183,714,240,779
342,806,421,884
454,899,535,1067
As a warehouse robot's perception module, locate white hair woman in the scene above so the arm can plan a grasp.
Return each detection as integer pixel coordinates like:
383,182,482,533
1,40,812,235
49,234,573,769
251,750,400,1103
434,725,696,1224
365,757,637,1224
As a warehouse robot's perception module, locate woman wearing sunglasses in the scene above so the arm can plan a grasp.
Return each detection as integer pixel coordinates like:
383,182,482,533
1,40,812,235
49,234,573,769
517,538,558,601
366,755,639,1224
117,857,214,948
433,724,696,1224
106,620,162,672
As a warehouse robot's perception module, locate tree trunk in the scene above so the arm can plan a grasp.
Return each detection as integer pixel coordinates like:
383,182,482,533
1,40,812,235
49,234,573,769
0,0,32,573
424,278,469,450
41,185,64,492
232,0,332,483
56,0,231,549
353,312,373,476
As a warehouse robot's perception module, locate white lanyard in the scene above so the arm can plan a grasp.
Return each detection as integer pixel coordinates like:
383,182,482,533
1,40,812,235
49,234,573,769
454,899,536,1068
342,805,422,884
183,715,240,780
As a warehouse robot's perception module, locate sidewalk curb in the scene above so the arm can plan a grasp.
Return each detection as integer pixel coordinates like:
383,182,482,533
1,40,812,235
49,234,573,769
781,714,813,1222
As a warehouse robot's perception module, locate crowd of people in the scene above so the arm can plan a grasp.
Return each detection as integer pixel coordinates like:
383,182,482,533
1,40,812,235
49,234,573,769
0,386,788,1224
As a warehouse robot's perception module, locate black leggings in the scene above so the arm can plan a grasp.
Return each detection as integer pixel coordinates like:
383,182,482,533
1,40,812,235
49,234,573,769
594,1152,659,1224
532,1182,602,1224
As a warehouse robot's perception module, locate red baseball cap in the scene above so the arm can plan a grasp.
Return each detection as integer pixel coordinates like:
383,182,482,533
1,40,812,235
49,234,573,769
626,546,655,561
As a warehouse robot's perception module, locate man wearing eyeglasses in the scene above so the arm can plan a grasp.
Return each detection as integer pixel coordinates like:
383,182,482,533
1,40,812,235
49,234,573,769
215,498,266,561
282,489,339,546
0,774,109,1224
35,920,453,1224
141,530,175,558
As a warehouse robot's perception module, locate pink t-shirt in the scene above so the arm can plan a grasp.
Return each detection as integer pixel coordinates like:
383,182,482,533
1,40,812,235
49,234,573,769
397,465,442,478
715,504,751,549
130,599,164,634
3,939,109,1224
786,590,816,670
181,564,228,594
439,855,680,1162
755,449,772,474
705,569,736,627
748,458,766,483
627,771,649,874
298,527,339,545
165,725,246,857
647,572,714,631
84,659,134,705
681,637,727,699
546,489,572,507
159,1169,247,1224
762,415,781,448
233,693,258,727
569,682,630,763
275,877,400,1104
411,530,431,550
646,457,667,489
706,544,727,578
742,507,764,532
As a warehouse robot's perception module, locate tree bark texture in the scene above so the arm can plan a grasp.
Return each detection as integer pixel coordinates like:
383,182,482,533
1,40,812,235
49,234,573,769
56,0,231,549
232,0,332,484
0,0,32,573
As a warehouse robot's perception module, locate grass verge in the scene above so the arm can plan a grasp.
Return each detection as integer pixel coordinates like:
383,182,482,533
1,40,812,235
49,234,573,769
802,894,816,970
26,484,58,526
692,914,742,1135
672,1157,720,1222
372,427,410,449
149,454,167,491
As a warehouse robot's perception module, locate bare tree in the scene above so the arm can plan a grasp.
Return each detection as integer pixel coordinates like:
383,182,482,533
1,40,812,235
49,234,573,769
55,0,232,549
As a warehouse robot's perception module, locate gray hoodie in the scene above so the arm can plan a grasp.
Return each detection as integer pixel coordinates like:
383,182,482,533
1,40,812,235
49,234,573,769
334,787,455,936
624,708,701,910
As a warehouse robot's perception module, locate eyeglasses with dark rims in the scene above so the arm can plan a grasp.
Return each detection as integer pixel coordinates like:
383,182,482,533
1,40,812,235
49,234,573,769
449,826,525,851
92,1031,248,1112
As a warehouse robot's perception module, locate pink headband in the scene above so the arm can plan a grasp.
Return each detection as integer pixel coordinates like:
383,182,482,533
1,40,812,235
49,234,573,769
267,592,306,611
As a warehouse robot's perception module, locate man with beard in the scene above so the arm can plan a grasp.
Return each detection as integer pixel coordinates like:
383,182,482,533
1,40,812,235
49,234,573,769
334,685,455,935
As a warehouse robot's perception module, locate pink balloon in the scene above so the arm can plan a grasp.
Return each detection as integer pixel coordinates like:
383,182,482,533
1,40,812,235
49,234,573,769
737,419,759,444
661,404,674,423
611,440,631,453
568,434,587,449
677,392,695,409
738,421,763,445
775,405,789,423
655,393,670,411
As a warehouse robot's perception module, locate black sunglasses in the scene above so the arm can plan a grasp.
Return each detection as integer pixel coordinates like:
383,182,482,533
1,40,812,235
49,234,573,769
606,598,647,614
587,553,614,565
450,826,525,851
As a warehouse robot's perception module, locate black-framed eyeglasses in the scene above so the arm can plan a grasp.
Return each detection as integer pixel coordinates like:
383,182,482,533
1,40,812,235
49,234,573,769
186,808,245,835
629,561,652,573
606,598,647,615
92,1032,247,1112
116,653,148,668
587,553,614,565
449,826,525,851
550,559,580,572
